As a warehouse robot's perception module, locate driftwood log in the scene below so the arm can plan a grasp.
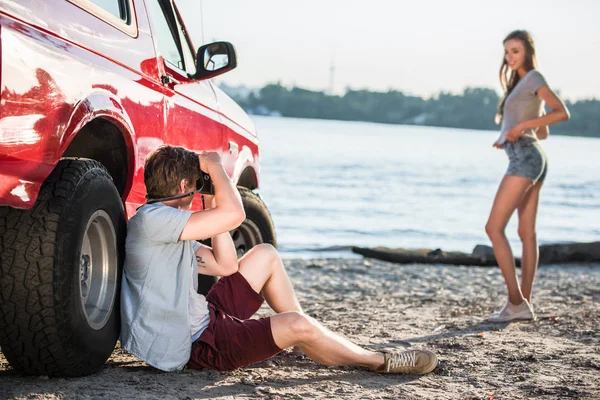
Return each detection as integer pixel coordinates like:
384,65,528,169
351,241,600,266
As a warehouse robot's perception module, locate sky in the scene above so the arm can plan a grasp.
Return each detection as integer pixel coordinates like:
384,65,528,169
176,0,600,101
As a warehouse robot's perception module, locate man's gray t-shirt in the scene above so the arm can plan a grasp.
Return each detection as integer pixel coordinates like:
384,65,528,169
496,70,548,145
120,203,209,371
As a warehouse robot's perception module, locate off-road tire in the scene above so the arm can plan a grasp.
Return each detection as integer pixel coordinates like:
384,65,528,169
233,187,277,254
0,159,125,376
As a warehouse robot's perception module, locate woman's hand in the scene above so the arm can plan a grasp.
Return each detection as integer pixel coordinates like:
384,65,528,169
492,137,504,149
506,123,525,142
536,125,549,140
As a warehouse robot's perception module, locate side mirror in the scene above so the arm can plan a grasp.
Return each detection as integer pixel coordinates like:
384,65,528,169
189,41,237,80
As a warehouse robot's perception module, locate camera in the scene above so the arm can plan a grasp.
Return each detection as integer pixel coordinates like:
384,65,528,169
196,170,214,195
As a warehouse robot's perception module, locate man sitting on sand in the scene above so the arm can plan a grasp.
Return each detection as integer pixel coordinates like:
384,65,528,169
120,145,438,374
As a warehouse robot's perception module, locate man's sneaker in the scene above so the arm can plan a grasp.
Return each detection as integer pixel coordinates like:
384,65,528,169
375,349,438,374
487,300,535,322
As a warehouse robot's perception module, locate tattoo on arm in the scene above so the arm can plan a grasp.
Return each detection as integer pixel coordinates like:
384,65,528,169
196,255,206,268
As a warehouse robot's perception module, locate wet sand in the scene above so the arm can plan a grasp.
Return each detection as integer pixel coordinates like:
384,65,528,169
1,258,599,399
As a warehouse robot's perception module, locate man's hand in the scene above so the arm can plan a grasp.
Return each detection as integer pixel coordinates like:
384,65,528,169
198,152,222,175
180,152,245,241
506,123,525,142
493,142,504,149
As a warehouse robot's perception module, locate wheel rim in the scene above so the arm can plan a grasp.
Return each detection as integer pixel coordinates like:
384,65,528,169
79,210,118,331
231,219,263,258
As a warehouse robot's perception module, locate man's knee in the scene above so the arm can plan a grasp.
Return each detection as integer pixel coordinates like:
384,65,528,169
240,243,278,271
255,243,279,260
287,312,319,344
252,243,282,271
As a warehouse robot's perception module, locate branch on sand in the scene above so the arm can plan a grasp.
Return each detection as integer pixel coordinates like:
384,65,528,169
352,241,600,267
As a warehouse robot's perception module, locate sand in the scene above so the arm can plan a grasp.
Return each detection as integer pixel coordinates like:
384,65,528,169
1,258,599,399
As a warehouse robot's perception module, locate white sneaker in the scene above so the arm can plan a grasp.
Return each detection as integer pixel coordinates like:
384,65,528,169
487,300,535,322
488,299,534,318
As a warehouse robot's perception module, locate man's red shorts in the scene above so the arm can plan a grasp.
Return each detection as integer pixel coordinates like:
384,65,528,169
187,272,282,371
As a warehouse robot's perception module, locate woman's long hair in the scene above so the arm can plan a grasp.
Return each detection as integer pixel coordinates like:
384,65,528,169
495,30,539,124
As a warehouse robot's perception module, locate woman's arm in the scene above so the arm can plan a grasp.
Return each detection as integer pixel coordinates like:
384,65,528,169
506,86,569,141
536,124,549,140
521,86,570,130
534,110,549,140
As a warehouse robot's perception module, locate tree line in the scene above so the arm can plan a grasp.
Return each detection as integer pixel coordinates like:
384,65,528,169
222,83,599,138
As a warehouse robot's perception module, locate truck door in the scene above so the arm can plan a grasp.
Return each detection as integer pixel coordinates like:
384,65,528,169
144,0,223,169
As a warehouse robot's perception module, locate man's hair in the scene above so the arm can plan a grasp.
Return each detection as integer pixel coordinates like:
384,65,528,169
144,145,200,200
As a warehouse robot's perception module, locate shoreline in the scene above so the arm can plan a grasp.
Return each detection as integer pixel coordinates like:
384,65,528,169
2,258,599,399
279,242,600,266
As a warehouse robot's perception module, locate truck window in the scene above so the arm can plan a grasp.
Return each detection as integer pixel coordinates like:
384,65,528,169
145,0,185,71
172,9,197,76
88,0,126,20
68,0,137,36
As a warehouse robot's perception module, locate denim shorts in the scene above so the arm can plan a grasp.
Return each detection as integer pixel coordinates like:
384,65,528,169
505,139,548,183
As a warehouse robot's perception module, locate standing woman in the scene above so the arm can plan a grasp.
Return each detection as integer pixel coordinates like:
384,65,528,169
486,30,570,322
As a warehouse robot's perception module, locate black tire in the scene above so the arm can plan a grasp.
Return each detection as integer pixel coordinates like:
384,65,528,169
197,187,276,295
233,187,277,256
0,159,126,376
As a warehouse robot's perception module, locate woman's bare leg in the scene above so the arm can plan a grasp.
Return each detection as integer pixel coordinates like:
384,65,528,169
518,180,544,303
485,175,532,304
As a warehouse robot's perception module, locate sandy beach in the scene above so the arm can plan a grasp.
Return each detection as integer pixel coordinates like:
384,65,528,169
1,258,599,400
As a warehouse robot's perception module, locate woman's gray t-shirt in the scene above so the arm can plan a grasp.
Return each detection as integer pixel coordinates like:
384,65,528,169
495,70,548,145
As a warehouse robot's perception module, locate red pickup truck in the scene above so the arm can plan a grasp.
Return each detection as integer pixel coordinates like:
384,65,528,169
0,0,276,377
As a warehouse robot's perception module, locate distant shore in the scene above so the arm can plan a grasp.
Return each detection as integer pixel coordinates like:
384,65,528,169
2,258,599,399
222,83,600,139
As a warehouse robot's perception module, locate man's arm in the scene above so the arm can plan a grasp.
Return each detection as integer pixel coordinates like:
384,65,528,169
194,242,238,276
179,153,245,241
210,229,239,275
196,195,239,276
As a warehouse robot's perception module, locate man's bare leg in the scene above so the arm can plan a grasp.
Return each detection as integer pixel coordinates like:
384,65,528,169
270,312,385,369
239,245,382,368
238,244,303,313
237,245,436,373
238,244,306,354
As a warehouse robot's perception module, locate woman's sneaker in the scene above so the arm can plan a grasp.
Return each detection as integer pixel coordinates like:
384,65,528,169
487,300,535,322
375,349,438,374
